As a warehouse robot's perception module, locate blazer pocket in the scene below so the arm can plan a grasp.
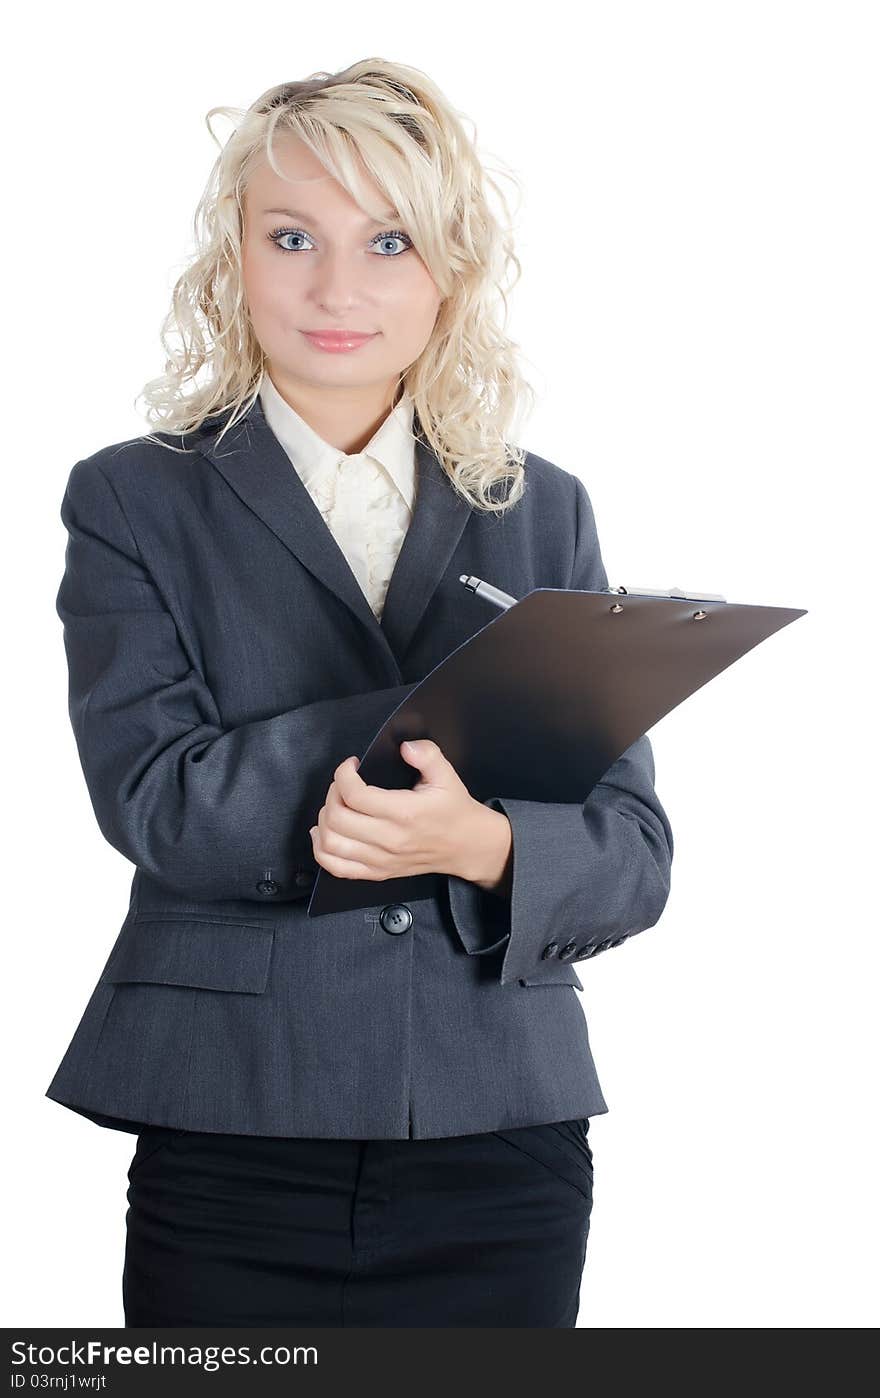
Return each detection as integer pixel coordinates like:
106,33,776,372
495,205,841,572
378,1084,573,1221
100,915,276,994
517,963,584,992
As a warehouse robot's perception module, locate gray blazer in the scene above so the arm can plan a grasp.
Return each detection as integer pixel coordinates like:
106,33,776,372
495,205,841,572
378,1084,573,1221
45,394,674,1141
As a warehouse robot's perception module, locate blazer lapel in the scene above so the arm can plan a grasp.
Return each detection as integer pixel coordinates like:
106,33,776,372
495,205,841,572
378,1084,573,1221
196,392,474,674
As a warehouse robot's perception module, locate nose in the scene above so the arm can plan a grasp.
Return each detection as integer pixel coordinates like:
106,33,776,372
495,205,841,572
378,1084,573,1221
310,248,369,308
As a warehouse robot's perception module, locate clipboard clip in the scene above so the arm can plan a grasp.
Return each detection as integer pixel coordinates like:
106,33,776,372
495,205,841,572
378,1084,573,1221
608,584,727,603
458,575,728,611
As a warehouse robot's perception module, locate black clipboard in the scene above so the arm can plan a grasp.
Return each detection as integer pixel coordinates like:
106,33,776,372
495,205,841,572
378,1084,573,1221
307,581,806,916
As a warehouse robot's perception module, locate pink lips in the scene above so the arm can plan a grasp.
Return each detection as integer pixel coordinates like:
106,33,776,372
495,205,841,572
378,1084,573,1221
302,330,378,353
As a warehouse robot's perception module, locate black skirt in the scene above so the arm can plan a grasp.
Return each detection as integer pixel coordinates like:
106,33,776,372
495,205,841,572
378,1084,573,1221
122,1119,595,1328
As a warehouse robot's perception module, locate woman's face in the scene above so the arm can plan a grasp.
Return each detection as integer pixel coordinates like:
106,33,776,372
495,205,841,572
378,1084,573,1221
241,134,442,403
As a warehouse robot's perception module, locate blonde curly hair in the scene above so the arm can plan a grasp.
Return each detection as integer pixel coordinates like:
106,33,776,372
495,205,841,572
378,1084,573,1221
136,58,538,514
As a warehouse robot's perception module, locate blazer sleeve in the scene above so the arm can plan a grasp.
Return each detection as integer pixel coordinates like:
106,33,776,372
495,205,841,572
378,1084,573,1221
446,471,674,986
56,458,416,902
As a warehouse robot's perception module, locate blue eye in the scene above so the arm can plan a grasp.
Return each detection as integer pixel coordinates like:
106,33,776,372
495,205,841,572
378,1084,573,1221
267,226,413,256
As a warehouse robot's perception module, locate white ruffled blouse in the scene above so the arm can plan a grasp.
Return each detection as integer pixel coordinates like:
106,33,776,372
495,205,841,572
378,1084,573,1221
258,369,417,620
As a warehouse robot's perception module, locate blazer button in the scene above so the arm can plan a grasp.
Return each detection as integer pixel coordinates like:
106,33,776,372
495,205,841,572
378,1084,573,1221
576,944,593,959
379,904,413,935
294,869,314,887
256,878,280,896
541,941,559,959
609,935,627,947
558,940,578,961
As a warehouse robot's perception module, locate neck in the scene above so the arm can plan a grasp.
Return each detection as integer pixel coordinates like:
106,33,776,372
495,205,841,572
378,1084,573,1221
264,367,403,454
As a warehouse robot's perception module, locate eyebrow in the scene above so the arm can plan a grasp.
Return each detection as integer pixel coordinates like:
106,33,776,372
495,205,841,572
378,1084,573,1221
261,207,397,227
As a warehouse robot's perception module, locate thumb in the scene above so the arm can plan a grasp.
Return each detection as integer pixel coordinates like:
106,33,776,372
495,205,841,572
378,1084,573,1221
401,738,447,777
401,738,460,793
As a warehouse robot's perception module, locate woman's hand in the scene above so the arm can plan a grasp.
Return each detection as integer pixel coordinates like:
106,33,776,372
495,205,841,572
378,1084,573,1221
310,739,513,891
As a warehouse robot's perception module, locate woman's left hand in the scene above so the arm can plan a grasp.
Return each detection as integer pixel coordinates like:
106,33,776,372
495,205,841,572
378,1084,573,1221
309,739,511,887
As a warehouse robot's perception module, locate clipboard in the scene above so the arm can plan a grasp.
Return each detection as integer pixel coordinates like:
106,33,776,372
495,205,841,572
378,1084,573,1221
308,580,807,916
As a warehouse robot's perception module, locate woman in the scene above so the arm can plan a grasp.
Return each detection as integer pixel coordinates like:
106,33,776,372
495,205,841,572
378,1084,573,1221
47,59,674,1328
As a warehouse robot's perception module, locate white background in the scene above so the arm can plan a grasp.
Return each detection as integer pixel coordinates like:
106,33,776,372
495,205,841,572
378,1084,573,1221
6,0,877,1329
